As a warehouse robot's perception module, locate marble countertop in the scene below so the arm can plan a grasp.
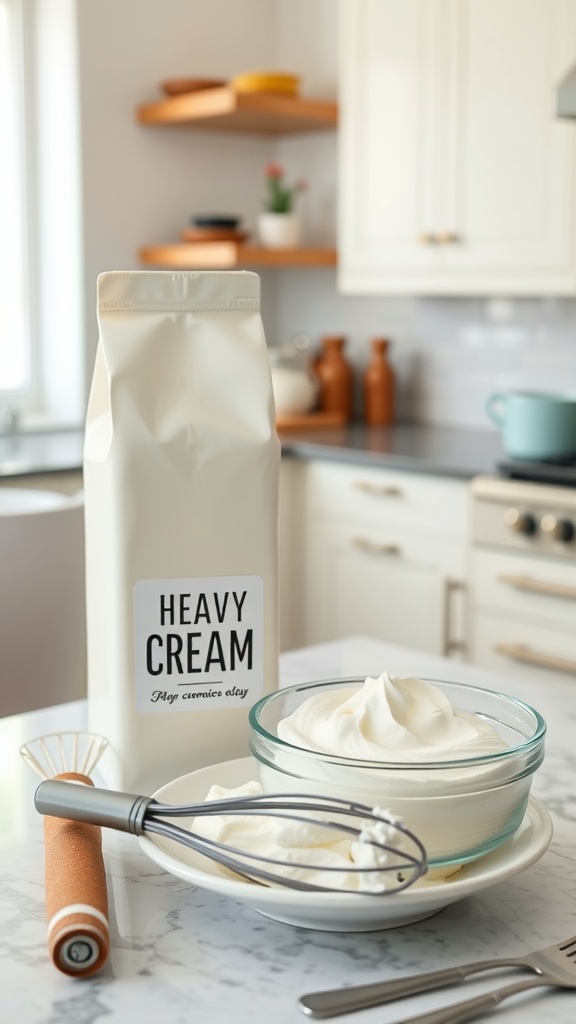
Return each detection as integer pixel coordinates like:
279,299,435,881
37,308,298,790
0,423,504,481
1,636,575,1023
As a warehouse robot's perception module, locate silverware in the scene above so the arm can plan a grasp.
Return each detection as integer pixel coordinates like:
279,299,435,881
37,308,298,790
299,934,576,1018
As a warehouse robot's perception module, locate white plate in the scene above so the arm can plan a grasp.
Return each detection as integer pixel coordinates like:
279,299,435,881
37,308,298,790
138,757,553,932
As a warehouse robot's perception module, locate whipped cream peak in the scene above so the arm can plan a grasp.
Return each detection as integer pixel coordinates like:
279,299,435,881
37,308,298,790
276,672,507,763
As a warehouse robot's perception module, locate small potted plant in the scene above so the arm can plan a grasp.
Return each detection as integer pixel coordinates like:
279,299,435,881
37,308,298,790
257,162,306,248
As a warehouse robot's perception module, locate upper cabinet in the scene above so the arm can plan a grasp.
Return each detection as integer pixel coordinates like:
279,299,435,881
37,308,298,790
339,0,576,295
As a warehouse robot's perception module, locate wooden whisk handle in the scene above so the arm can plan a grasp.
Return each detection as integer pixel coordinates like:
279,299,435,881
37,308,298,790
43,772,109,977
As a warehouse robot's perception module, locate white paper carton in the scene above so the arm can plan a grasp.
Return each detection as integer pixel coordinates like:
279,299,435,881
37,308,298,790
84,271,280,792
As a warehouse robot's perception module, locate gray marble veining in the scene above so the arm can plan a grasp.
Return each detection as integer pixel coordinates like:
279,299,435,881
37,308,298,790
1,638,575,1023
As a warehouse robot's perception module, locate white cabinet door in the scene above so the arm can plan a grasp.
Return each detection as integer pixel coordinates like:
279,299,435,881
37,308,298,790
339,0,576,295
278,458,305,651
339,0,441,283
304,519,466,655
301,460,468,656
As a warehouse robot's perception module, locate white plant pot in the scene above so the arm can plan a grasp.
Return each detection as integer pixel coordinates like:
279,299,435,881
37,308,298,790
257,213,301,249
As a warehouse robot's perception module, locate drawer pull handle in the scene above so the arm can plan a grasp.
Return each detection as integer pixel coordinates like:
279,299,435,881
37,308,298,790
436,231,460,245
494,643,576,677
353,481,402,497
497,573,576,601
442,579,466,657
351,537,400,557
419,232,460,245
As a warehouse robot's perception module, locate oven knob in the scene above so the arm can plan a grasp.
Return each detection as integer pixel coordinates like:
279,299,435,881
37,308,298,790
540,514,575,543
504,508,537,535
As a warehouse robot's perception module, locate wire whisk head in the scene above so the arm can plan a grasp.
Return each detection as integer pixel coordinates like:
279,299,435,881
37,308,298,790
20,731,108,780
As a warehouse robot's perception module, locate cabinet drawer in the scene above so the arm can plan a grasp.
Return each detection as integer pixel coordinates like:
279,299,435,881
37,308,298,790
305,461,468,537
471,612,576,683
470,549,576,630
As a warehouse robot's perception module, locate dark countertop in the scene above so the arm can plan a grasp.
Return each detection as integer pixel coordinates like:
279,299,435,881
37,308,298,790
0,422,504,481
280,422,504,479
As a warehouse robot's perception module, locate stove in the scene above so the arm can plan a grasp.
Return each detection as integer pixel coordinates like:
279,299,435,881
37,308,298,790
471,475,576,558
468,474,576,682
497,456,576,488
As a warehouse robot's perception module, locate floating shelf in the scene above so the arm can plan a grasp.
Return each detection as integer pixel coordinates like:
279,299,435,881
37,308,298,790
138,243,337,269
137,85,338,135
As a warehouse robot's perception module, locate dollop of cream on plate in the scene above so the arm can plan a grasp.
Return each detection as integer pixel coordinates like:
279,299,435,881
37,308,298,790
191,781,417,893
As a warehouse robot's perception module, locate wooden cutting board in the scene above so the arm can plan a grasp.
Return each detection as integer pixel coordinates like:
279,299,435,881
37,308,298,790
276,412,348,430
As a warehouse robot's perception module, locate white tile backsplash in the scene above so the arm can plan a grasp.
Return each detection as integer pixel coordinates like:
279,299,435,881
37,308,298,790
270,273,576,430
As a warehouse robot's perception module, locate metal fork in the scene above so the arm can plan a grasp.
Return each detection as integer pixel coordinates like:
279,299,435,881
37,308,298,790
299,935,576,1020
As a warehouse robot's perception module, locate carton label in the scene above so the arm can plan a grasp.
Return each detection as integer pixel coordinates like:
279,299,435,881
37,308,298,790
133,575,264,713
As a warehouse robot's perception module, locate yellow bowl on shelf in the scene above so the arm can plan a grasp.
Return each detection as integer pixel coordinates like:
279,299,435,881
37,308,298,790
230,71,300,96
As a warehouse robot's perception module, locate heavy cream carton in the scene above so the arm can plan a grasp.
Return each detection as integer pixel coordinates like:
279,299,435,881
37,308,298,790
84,271,280,792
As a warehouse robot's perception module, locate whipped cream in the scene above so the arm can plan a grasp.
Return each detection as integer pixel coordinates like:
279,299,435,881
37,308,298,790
276,673,507,762
191,782,418,893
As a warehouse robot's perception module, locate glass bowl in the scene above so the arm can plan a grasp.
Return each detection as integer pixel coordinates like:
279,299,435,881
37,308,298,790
248,677,546,878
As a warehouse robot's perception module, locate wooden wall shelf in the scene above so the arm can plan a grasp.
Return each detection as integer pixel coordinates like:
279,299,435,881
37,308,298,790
138,243,337,269
137,86,338,134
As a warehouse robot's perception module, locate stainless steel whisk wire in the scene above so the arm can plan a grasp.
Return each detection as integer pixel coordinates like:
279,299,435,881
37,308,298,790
35,782,428,895
144,794,426,891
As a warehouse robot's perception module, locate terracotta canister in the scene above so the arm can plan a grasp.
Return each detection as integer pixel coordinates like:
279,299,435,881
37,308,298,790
363,337,395,425
315,336,354,421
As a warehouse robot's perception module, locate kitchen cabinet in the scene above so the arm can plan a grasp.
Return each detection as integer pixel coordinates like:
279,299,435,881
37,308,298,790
278,458,306,652
469,548,576,684
339,0,576,295
136,86,338,270
300,460,469,657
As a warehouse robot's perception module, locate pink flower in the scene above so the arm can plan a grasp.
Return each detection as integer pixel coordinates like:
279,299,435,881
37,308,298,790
266,161,284,179
263,163,307,213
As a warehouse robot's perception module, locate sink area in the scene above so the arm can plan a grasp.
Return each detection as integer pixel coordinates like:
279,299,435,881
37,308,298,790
0,428,85,478
0,486,87,716
0,487,72,513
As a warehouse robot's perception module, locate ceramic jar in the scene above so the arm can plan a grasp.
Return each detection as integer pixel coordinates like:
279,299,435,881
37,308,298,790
269,338,318,416
363,338,395,425
314,336,354,421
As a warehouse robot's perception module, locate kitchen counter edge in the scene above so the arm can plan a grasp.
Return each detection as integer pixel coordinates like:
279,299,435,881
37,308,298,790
0,423,504,482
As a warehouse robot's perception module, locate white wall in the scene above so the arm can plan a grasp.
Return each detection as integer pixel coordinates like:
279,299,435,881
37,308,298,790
75,0,576,430
76,0,277,393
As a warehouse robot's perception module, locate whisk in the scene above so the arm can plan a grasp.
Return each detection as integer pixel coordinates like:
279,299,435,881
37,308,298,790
34,780,427,895
20,732,110,978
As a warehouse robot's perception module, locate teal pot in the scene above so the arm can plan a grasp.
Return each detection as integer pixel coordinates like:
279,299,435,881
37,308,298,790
486,390,576,460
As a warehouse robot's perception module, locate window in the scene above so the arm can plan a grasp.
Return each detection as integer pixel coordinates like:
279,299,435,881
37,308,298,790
0,0,31,398
0,0,84,429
